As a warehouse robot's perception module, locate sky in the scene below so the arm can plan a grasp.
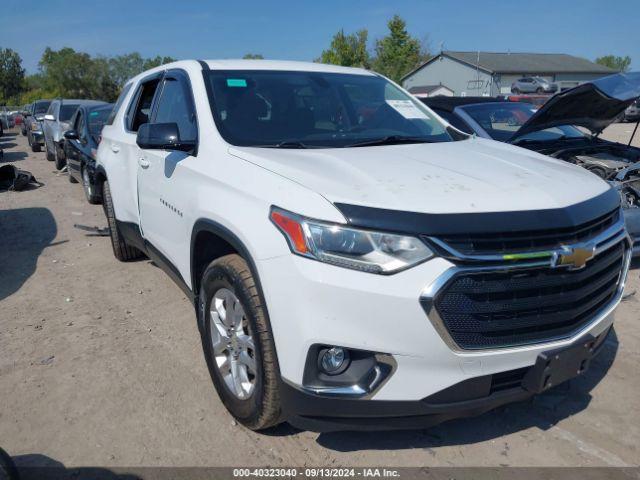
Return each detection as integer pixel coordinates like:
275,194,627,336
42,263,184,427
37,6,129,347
1,0,638,74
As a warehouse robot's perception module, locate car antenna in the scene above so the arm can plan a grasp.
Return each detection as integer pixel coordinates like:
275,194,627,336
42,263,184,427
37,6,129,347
629,119,639,147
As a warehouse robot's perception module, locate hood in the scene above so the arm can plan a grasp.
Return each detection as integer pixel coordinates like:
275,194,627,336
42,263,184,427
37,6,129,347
230,137,610,215
511,72,640,140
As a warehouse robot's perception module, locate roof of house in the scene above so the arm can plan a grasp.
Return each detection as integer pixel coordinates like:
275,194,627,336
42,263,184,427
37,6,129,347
408,85,453,95
403,51,616,81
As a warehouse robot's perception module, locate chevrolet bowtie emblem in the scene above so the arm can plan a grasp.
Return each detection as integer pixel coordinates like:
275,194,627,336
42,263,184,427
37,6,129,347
552,244,596,270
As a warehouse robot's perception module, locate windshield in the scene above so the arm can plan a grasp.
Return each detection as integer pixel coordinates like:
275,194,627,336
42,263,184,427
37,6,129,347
205,70,452,148
88,107,112,135
60,104,79,122
460,102,587,142
34,101,51,115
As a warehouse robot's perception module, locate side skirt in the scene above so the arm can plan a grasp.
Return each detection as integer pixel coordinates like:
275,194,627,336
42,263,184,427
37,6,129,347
115,220,195,303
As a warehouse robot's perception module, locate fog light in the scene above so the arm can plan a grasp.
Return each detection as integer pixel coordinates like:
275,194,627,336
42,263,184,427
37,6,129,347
319,347,349,375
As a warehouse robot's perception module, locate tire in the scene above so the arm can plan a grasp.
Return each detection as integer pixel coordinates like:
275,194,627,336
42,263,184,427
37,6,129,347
82,165,100,204
200,254,281,430
512,88,520,94
54,144,66,170
31,142,41,153
102,180,144,261
45,143,54,161
536,87,544,94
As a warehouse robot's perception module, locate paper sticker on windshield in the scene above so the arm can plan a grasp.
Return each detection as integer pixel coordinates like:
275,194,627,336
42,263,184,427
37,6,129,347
227,78,247,87
386,100,429,119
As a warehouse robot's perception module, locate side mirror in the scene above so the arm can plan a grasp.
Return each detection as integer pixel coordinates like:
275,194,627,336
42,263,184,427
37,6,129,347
44,114,55,121
64,130,79,140
136,123,195,153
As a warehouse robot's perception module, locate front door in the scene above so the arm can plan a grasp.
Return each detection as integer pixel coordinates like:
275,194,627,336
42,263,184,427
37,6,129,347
137,70,199,272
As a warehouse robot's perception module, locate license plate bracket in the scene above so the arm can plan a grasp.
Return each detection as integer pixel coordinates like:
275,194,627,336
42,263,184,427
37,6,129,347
522,335,597,394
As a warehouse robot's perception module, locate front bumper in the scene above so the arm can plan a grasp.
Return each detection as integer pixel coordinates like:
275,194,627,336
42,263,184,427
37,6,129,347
258,233,627,430
280,327,611,431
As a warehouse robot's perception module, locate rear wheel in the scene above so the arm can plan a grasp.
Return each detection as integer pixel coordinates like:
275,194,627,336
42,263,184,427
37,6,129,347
536,87,544,94
200,254,281,430
102,180,144,261
512,88,520,94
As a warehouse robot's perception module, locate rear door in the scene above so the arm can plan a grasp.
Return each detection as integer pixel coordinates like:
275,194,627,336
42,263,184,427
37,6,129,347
137,69,198,267
107,76,162,226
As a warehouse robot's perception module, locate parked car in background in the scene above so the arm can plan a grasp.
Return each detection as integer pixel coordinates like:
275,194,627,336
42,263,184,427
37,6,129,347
511,76,558,94
20,104,31,136
63,103,114,203
43,99,106,169
503,94,550,110
96,60,630,432
26,100,52,152
624,98,640,122
421,72,640,256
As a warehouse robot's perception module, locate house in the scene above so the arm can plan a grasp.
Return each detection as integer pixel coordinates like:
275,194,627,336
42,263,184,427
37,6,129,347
402,51,617,97
408,84,454,98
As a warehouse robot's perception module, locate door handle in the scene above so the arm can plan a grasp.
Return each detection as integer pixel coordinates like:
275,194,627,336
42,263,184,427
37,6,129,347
111,144,120,153
138,157,150,169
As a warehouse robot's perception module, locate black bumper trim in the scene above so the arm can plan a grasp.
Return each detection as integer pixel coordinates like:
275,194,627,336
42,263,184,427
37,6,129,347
280,380,532,432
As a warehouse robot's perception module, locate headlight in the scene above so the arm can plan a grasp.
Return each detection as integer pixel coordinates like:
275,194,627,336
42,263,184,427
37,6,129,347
270,207,433,274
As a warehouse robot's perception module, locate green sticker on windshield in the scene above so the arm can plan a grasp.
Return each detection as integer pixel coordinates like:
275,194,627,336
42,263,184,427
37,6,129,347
226,78,247,87
89,111,99,117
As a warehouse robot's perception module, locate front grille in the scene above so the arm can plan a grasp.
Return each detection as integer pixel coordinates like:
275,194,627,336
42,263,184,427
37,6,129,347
431,208,620,257
432,242,625,349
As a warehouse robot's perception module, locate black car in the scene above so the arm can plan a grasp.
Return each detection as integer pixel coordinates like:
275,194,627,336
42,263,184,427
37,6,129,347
63,103,114,204
420,72,640,256
25,99,52,152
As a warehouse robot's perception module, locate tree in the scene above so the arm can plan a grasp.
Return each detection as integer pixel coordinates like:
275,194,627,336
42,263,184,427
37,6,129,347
142,55,176,70
243,53,264,59
0,48,25,103
317,29,369,68
39,47,97,98
108,52,146,88
371,15,429,83
595,55,632,72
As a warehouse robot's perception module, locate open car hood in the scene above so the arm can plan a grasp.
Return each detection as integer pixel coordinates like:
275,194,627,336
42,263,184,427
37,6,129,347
510,72,640,141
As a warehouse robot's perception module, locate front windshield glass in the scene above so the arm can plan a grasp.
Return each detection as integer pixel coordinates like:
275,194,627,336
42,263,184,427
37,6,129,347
205,70,452,148
461,102,587,142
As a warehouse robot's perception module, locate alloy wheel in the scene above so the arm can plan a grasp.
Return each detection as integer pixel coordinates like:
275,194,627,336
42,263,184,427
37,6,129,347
209,288,257,399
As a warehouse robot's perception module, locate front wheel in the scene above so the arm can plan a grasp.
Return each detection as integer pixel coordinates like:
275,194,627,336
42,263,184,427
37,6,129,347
54,144,66,170
82,165,100,204
200,254,281,430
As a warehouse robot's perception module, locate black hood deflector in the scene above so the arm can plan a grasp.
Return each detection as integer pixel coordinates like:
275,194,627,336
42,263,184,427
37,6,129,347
510,72,640,140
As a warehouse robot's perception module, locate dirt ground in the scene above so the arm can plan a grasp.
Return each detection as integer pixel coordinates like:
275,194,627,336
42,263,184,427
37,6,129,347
1,124,639,469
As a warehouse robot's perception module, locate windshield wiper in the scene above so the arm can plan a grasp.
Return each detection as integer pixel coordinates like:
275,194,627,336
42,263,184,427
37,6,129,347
258,140,313,149
344,135,435,148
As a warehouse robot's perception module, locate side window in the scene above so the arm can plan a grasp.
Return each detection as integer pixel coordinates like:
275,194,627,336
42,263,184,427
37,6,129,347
153,77,197,142
46,102,56,115
106,82,133,125
127,78,161,132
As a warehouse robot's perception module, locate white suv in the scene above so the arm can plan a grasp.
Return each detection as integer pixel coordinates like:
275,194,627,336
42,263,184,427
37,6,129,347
96,60,631,432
